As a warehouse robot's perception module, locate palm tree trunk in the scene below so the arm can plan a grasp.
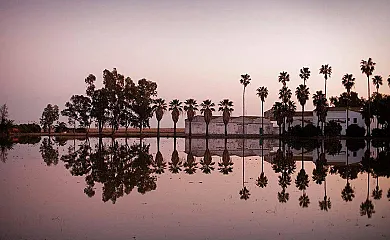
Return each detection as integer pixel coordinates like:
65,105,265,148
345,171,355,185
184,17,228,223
206,123,209,137
367,76,371,136
225,124,227,137
174,122,177,138
261,101,264,135
243,88,245,136
157,120,160,138
302,104,304,129
324,77,327,99
189,121,192,137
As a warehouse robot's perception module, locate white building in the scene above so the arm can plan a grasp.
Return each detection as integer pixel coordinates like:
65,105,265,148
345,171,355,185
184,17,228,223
185,115,273,136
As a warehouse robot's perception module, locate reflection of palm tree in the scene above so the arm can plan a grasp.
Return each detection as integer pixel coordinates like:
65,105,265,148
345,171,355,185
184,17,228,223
218,140,233,174
296,169,309,191
200,100,215,137
153,139,166,174
360,58,376,136
256,86,268,135
169,99,183,138
153,98,167,138
387,188,390,201
240,74,251,136
184,99,198,137
184,152,197,174
360,199,375,218
239,186,250,200
256,142,268,188
341,182,355,202
372,176,382,200
200,139,214,174
319,195,332,211
299,193,310,208
278,189,289,203
169,138,182,173
0,138,13,163
218,99,234,137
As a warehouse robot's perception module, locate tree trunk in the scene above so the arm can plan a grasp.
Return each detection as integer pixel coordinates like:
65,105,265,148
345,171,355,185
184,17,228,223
346,107,349,135
225,124,227,137
189,121,192,137
324,77,327,99
174,122,177,138
367,75,371,136
242,88,245,136
157,120,160,138
206,123,209,137
261,101,264,135
302,104,304,129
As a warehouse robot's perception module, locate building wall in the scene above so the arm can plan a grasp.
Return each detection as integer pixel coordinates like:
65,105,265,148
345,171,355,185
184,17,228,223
313,110,366,135
185,116,273,135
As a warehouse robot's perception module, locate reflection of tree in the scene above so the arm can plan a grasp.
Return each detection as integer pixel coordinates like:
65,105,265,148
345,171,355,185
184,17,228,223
372,176,382,200
312,150,328,185
200,139,214,174
319,196,331,211
0,138,13,163
239,186,250,200
239,138,250,200
153,138,166,174
325,139,342,156
61,138,157,203
218,148,233,175
387,189,390,201
169,138,182,174
256,143,268,188
184,152,197,174
273,146,296,203
40,137,59,166
299,193,310,208
341,183,355,202
360,147,375,218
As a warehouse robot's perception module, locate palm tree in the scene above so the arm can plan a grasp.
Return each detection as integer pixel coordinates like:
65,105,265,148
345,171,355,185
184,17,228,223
372,75,383,95
278,71,290,86
184,99,198,137
299,67,311,86
218,99,234,137
387,75,390,87
313,91,328,135
286,101,296,131
272,102,284,136
240,74,251,136
169,99,183,138
200,100,215,137
319,64,332,98
295,84,310,129
153,98,167,138
256,86,268,135
341,74,355,131
360,58,376,136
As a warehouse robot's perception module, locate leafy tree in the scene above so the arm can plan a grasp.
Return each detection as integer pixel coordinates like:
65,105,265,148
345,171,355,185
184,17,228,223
0,104,13,135
62,95,92,132
120,77,136,133
240,74,251,135
90,88,110,135
153,98,167,138
218,99,234,137
360,58,376,136
130,78,157,134
319,64,332,98
324,120,342,136
184,99,198,137
40,104,59,135
330,91,364,108
299,67,311,86
295,84,310,129
256,87,268,135
169,99,183,137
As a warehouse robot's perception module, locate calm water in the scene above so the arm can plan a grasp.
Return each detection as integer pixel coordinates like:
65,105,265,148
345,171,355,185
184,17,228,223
1,137,390,240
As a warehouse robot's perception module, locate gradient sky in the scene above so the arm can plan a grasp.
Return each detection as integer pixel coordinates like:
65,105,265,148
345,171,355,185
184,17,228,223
1,0,389,127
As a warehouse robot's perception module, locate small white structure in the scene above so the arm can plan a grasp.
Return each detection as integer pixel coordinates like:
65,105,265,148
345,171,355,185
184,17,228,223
185,115,273,136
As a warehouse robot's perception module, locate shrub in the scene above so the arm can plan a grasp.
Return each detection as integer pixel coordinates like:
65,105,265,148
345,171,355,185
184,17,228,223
324,120,342,136
371,128,386,138
346,124,365,137
303,124,321,137
16,123,41,133
54,122,69,133
289,125,303,137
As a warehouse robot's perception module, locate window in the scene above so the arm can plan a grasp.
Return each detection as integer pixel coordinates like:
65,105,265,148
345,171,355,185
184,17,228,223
348,118,350,121
353,118,357,123
353,152,357,157
259,128,263,135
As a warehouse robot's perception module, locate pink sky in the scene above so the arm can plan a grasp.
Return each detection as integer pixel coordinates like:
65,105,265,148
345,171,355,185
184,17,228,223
0,0,389,127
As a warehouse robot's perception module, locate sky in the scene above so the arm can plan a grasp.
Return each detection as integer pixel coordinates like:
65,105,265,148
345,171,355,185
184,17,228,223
0,0,389,127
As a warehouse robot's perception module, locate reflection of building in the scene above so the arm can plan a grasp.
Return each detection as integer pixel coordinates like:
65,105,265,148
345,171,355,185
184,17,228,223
185,138,275,157
185,116,273,136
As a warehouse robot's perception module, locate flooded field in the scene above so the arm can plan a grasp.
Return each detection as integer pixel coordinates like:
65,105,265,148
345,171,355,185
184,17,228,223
1,137,389,240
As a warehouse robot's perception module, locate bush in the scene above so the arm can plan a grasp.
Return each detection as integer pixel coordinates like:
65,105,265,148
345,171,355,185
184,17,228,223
324,120,342,136
346,124,365,137
16,123,41,133
289,125,303,136
303,124,321,137
75,128,87,133
372,128,386,138
54,122,69,133
346,139,366,151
